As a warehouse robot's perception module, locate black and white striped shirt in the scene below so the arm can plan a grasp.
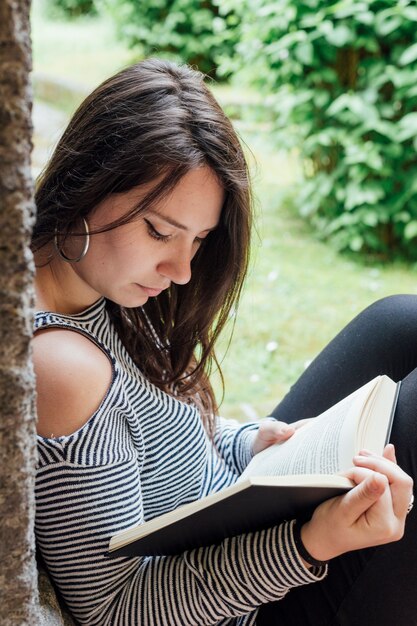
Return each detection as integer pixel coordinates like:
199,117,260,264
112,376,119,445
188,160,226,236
35,297,326,625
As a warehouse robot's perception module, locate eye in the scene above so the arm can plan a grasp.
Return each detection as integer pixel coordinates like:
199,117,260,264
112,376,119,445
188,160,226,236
194,231,212,247
144,219,171,243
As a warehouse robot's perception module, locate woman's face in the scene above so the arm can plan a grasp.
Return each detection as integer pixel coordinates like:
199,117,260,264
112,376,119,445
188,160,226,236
71,166,224,308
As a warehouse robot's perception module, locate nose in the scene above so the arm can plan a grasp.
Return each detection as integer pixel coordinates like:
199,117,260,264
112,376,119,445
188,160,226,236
157,244,193,285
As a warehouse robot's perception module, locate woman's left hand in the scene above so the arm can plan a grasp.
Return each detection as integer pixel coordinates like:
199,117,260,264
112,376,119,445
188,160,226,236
300,444,413,563
252,417,314,455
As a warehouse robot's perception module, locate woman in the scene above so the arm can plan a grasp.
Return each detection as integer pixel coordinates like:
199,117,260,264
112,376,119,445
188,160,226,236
33,58,415,625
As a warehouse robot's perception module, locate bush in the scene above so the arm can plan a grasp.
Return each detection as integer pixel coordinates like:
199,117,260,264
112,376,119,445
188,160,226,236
46,0,97,18
225,0,417,259
98,0,239,79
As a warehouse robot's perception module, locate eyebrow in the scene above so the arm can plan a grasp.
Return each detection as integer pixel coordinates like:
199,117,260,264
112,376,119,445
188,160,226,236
147,210,218,233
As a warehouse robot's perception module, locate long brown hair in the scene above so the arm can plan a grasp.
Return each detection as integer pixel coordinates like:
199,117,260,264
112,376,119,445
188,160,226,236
32,58,252,436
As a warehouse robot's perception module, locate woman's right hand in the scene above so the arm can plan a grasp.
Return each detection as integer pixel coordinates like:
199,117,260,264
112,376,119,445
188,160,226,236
299,444,413,563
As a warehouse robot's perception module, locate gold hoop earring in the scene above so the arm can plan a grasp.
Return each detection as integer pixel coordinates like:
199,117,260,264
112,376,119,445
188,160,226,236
54,218,90,263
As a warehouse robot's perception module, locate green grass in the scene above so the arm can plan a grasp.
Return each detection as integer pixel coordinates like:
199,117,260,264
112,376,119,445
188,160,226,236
216,134,417,420
31,8,417,422
31,0,138,88
30,0,257,114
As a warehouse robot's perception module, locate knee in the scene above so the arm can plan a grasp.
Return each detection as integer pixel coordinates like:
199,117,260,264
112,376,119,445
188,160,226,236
359,294,417,333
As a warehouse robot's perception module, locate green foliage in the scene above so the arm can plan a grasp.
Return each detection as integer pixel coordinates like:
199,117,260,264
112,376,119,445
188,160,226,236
97,0,239,78
224,0,417,259
46,0,97,18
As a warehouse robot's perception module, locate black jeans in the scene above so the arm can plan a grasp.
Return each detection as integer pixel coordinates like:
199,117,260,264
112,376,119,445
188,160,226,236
257,295,417,626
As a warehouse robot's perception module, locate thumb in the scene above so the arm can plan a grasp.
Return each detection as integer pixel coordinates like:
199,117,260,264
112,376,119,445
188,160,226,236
340,473,387,524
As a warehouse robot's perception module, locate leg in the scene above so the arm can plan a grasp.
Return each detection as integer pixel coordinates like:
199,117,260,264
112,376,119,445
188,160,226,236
258,296,417,625
270,295,417,423
258,367,417,626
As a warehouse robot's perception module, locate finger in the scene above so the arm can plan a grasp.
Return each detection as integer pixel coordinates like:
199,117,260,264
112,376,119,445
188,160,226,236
353,453,413,517
343,465,376,485
383,443,397,464
358,446,397,464
354,452,405,483
338,472,387,524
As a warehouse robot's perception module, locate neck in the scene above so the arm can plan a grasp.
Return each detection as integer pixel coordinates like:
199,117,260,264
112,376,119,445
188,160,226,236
34,247,101,315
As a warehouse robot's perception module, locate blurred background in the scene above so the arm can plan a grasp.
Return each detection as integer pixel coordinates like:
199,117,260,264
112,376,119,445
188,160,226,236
31,0,417,420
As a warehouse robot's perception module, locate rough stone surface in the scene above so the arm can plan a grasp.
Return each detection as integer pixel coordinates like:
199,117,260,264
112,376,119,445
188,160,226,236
0,0,39,623
38,566,76,626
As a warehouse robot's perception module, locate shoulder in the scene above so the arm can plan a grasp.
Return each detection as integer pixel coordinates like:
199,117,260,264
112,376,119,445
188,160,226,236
33,328,113,438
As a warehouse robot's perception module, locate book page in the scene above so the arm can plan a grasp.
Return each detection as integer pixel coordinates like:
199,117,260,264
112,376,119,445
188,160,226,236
240,379,379,480
357,375,397,452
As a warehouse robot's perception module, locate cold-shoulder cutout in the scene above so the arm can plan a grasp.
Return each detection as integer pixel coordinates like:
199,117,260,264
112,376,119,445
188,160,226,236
33,327,113,438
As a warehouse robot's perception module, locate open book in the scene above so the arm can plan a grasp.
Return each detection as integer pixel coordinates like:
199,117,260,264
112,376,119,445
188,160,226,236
108,375,400,557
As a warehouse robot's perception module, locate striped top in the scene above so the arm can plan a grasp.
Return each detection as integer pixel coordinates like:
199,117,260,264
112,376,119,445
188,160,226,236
35,298,326,625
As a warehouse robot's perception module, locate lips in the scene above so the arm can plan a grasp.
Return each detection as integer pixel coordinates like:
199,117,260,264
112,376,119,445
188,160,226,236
136,284,166,297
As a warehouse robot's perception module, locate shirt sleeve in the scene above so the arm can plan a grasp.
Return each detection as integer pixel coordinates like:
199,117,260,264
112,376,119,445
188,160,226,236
36,458,326,626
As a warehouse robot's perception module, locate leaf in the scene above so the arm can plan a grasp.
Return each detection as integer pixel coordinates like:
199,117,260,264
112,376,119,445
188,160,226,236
375,14,402,37
344,142,384,170
356,10,374,26
327,1,368,20
295,40,314,65
363,211,379,227
300,10,327,28
327,93,379,123
344,183,385,210
399,43,417,66
394,211,411,224
403,6,417,22
404,221,417,240
365,119,397,142
397,113,417,141
349,235,364,252
324,24,354,47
